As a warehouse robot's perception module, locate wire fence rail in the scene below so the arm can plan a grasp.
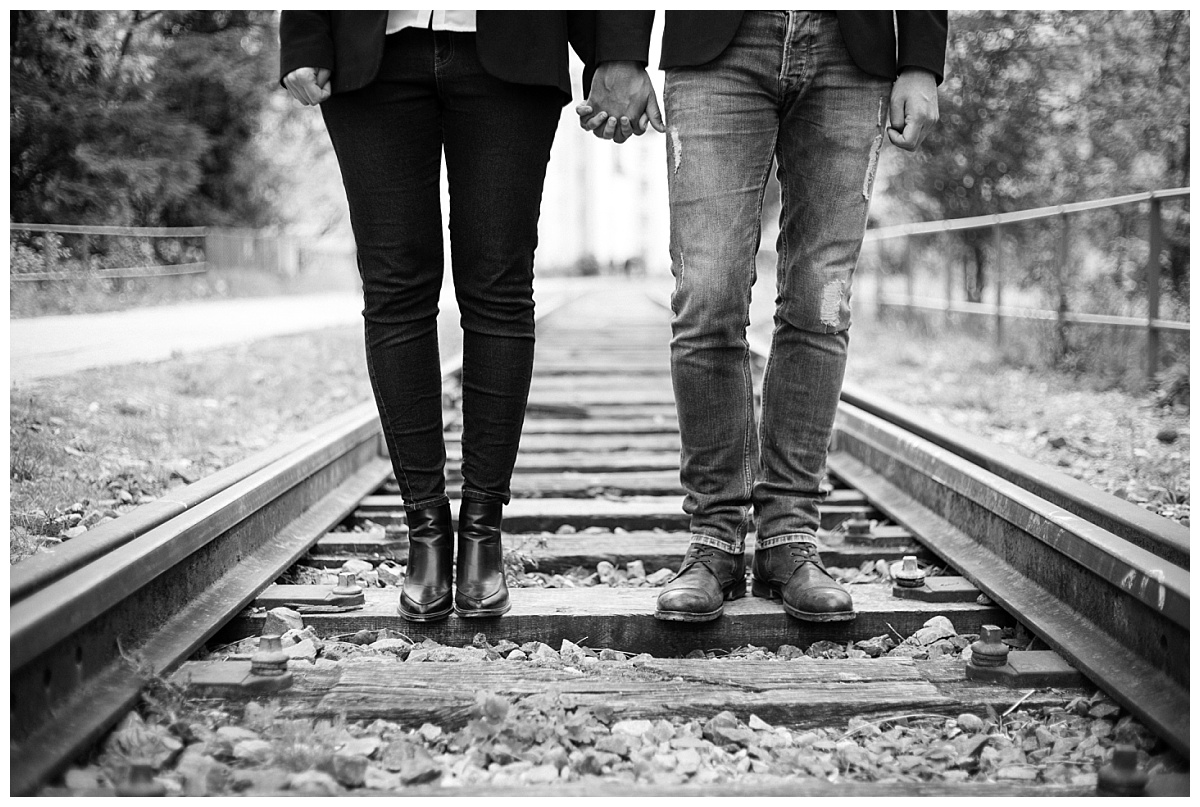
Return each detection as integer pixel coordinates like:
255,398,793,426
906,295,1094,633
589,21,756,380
862,188,1190,380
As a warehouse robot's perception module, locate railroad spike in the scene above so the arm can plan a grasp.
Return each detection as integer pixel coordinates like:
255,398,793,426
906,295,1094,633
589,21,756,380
892,555,926,588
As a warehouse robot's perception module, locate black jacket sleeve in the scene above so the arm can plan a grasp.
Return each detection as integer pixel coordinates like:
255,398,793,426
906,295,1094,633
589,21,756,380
574,11,655,97
278,11,334,85
896,11,948,84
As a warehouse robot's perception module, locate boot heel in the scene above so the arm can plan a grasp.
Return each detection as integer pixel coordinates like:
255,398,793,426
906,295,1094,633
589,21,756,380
725,577,747,600
751,579,778,599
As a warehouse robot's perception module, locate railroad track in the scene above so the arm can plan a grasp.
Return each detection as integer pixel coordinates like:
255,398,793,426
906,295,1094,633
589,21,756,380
10,281,1189,796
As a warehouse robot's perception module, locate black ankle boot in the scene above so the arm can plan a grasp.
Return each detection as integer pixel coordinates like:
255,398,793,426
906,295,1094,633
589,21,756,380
454,499,511,618
398,503,453,621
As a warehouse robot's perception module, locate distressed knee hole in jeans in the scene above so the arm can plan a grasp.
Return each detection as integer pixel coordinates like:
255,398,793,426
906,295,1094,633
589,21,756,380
669,126,683,173
820,278,847,328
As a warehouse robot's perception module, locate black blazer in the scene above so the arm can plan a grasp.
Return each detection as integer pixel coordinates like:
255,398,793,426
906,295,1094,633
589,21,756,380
278,11,653,104
618,11,947,84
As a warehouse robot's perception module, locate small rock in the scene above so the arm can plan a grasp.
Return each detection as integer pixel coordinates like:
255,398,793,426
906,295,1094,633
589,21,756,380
406,645,487,663
1048,435,1067,449
507,650,528,661
685,649,707,659
748,714,773,732
612,719,654,738
628,653,653,665
338,737,381,759
175,748,231,796
340,558,373,576
263,607,304,635
359,570,379,587
280,626,318,647
557,524,577,534
645,568,673,585
523,764,560,784
329,754,369,788
232,768,291,793
369,638,413,657
529,642,559,660
232,739,273,764
492,639,519,656
284,639,318,662
599,648,625,662
288,770,340,795
596,560,616,582
417,723,443,743
64,766,110,791
776,644,804,660
596,735,630,756
1156,428,1179,444
957,713,985,733
675,748,702,774
63,525,88,539
560,639,587,665
216,726,260,743
364,766,403,789
376,563,404,587
908,615,957,645
626,560,646,579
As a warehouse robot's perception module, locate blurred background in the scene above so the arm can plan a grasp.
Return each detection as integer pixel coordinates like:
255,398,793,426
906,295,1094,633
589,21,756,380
7,10,1190,565
9,10,1189,391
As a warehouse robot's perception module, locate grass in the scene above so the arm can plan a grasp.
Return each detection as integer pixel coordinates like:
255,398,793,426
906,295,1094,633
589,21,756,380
9,326,376,565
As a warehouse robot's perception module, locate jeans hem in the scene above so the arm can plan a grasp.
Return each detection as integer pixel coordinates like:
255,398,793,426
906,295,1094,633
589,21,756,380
690,533,745,554
755,533,819,550
404,495,451,512
461,487,510,505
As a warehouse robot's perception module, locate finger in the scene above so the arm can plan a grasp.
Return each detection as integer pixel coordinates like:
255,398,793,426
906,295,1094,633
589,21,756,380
585,111,609,134
646,92,666,133
601,115,618,140
886,126,917,152
618,116,634,140
575,103,593,119
315,68,332,88
633,113,649,135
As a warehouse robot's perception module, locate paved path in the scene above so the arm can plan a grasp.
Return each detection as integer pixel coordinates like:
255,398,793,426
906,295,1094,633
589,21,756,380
7,278,665,386
9,292,364,385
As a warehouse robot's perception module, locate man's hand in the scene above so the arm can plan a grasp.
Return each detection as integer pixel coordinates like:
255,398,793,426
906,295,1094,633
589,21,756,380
887,68,939,152
283,67,332,106
575,61,664,144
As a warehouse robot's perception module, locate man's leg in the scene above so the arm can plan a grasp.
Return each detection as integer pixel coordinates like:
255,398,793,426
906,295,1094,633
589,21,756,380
751,12,893,621
657,12,786,621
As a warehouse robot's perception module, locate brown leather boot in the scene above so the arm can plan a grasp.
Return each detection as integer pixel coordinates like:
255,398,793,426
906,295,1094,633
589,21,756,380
751,541,856,622
454,499,511,618
398,503,453,621
655,543,746,622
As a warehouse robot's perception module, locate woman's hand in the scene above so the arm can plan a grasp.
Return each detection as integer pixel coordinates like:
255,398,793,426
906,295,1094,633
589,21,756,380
283,67,332,106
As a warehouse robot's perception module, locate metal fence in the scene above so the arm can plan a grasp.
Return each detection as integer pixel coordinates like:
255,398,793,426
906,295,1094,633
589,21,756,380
863,188,1190,379
9,224,355,282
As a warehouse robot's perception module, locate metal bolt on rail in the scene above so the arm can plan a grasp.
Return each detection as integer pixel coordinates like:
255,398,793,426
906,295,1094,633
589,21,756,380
843,510,875,545
332,572,366,605
1097,745,1148,796
115,761,166,797
249,635,290,677
968,625,1009,668
893,556,926,588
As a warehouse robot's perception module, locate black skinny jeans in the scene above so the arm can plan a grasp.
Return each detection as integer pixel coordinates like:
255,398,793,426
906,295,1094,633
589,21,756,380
321,29,560,510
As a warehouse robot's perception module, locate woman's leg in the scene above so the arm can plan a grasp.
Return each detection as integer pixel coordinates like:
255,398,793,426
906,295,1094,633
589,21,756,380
437,31,561,507
319,30,449,511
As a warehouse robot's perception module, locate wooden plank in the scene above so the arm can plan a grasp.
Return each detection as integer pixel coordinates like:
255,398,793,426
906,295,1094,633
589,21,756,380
306,529,927,572
175,656,1083,733
224,585,1007,656
353,497,878,533
365,782,1092,797
519,418,679,435
456,431,683,453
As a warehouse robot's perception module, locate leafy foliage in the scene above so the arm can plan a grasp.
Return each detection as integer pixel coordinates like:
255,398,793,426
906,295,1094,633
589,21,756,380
10,10,280,227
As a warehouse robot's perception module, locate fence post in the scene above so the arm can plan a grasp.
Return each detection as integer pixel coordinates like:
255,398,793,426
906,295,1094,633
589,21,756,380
993,222,1003,348
1054,212,1071,365
944,234,954,326
1146,196,1162,380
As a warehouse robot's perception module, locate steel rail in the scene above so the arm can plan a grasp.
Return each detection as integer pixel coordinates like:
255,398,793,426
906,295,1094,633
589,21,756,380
744,333,1188,567
9,293,579,795
828,403,1189,758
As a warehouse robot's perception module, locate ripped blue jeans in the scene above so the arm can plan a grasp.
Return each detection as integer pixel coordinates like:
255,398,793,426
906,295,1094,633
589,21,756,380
665,11,892,554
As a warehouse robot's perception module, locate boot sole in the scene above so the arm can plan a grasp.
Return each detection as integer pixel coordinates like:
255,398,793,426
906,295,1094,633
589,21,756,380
654,579,746,622
397,605,453,622
751,579,857,622
454,601,512,618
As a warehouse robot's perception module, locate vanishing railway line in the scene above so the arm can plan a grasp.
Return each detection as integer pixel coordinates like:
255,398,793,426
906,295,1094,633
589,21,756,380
10,283,1189,796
